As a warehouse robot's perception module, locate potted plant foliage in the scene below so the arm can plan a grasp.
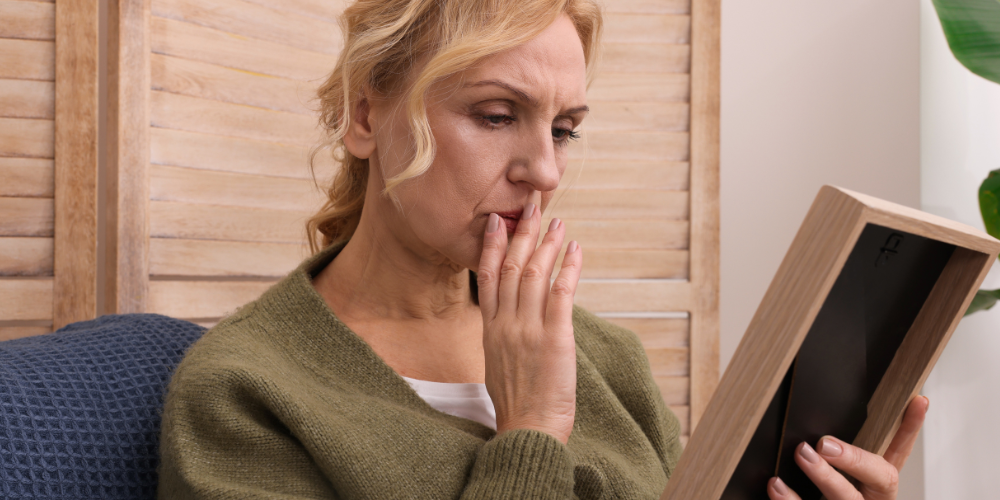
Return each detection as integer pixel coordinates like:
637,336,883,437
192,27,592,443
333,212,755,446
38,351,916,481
931,0,1000,313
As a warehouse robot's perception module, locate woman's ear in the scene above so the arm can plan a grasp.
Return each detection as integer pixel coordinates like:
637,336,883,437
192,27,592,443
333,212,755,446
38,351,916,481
343,96,377,160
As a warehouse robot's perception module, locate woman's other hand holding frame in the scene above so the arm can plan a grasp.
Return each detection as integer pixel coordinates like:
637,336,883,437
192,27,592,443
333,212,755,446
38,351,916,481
768,395,930,500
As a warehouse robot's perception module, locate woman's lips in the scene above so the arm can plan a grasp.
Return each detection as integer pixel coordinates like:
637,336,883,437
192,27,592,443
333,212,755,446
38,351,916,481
493,210,523,235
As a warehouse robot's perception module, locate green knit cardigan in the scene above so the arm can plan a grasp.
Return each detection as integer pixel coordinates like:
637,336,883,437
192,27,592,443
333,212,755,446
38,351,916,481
158,244,684,499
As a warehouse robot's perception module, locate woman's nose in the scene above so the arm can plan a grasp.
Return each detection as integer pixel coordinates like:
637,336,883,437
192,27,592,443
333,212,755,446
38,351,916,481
507,125,561,192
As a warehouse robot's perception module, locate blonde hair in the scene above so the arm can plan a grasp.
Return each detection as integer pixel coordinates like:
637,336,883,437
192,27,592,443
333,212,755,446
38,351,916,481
307,0,603,252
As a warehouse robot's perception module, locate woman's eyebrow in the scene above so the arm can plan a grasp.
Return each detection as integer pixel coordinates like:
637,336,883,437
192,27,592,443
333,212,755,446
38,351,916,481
464,79,589,116
464,79,538,106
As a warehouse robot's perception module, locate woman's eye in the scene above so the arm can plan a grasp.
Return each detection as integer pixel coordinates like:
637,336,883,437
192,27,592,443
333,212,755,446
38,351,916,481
480,114,514,128
552,127,581,143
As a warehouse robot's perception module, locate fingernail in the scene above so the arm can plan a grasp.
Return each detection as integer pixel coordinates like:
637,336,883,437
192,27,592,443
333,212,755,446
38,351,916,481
548,218,560,232
799,442,820,464
567,241,579,253
771,477,788,496
818,437,843,458
923,395,930,410
522,203,535,220
487,213,499,233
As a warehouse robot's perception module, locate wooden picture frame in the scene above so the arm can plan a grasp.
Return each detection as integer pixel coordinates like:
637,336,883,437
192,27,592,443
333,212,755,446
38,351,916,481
661,186,1000,500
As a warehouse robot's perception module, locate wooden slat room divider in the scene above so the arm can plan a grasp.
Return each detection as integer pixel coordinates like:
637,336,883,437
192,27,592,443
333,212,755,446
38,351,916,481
0,0,719,443
0,0,100,337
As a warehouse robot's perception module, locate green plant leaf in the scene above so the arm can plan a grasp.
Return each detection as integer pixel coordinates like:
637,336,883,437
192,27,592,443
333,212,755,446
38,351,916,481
932,0,1000,84
966,288,1000,315
979,169,1000,239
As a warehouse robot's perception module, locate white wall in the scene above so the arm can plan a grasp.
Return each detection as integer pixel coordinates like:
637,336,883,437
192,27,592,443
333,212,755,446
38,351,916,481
920,0,1000,498
719,0,924,497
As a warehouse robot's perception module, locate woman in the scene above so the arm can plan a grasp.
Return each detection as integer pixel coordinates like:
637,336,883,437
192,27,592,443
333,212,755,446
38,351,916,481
158,0,927,498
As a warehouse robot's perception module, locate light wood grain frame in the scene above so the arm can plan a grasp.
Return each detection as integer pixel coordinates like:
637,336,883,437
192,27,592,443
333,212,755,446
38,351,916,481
661,186,1000,500
105,0,151,315
688,0,722,432
53,0,101,329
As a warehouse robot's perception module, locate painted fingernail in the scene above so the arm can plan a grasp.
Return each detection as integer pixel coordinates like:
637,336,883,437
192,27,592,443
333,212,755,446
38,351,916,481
567,241,579,253
487,213,499,233
548,218,560,232
522,203,535,220
771,477,788,496
799,442,820,464
818,437,843,458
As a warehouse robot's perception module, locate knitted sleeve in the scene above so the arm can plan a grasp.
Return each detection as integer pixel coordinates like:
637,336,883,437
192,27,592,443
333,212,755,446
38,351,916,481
460,429,577,499
571,306,686,478
157,361,340,500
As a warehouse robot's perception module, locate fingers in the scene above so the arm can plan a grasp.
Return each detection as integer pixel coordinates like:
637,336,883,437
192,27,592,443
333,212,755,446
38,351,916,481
769,398,926,500
793,442,865,500
801,439,896,500
517,218,566,319
544,240,582,329
497,203,541,315
883,395,929,470
767,477,802,500
477,212,508,322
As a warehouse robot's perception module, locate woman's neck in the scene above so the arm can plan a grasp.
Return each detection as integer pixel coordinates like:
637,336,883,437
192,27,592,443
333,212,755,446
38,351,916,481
313,205,476,324
311,205,486,383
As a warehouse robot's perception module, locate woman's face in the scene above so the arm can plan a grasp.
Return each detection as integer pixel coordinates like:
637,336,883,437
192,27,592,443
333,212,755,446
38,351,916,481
364,14,588,272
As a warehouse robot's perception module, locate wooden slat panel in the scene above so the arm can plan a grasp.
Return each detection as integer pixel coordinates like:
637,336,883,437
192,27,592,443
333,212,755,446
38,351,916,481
585,101,689,132
150,16,337,82
151,164,325,212
0,117,53,157
608,317,689,348
687,0,722,432
53,0,99,328
0,0,54,40
241,0,344,23
0,38,54,80
647,347,689,377
589,73,690,103
605,0,690,14
602,43,690,74
150,90,319,147
604,14,690,44
655,376,690,405
0,197,52,236
150,238,306,277
540,219,689,250
0,78,53,118
0,278,52,320
669,405,690,436
0,325,50,341
557,249,688,279
150,201,309,243
575,281,693,313
548,189,689,220
105,0,152,315
150,127,323,179
562,160,689,191
0,157,53,197
0,236,52,275
151,53,316,115
152,0,341,55
148,279,273,318
572,131,690,161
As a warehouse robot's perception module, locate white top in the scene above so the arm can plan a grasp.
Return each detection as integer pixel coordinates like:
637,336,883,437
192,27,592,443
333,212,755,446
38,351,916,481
402,376,497,430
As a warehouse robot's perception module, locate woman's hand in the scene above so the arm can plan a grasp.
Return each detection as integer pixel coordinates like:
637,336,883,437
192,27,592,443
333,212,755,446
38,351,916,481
767,395,930,500
476,203,583,444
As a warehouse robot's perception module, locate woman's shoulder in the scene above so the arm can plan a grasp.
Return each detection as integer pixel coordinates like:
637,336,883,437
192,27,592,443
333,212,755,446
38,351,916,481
571,305,647,363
